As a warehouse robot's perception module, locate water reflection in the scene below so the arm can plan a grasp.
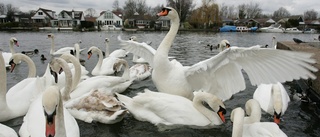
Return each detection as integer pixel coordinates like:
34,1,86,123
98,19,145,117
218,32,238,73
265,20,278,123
0,31,319,136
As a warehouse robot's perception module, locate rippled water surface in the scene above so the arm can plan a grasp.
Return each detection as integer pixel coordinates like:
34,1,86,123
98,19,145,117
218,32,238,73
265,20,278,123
1,30,320,137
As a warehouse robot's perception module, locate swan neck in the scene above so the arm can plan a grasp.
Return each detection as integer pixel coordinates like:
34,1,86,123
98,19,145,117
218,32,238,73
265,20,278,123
245,102,261,123
50,38,55,54
93,48,103,72
272,84,283,112
232,109,244,137
61,54,81,91
105,42,110,57
9,41,15,54
21,54,37,78
192,93,216,122
121,60,130,80
0,53,7,102
57,59,72,101
56,91,66,136
156,16,179,56
75,44,80,59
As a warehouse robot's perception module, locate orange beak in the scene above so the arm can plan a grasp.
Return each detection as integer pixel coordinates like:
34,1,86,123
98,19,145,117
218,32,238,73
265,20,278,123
157,9,168,16
45,116,56,137
274,115,280,124
218,111,225,123
87,53,92,59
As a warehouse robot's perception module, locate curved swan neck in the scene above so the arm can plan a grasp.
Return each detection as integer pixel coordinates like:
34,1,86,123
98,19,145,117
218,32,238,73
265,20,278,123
9,41,15,54
192,92,218,122
272,84,283,113
245,99,261,123
50,37,55,54
105,42,110,57
74,44,80,59
55,58,72,101
120,59,130,80
60,54,81,91
14,54,37,78
93,48,103,71
0,52,7,102
232,108,245,137
156,15,180,57
56,90,66,136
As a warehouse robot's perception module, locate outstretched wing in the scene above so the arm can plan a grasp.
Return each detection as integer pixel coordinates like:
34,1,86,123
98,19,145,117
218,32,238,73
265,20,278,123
118,36,156,67
186,46,317,100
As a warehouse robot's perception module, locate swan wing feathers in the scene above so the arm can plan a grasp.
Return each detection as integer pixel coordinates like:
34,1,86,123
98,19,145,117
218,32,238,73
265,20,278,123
186,47,318,100
118,36,156,67
253,84,273,113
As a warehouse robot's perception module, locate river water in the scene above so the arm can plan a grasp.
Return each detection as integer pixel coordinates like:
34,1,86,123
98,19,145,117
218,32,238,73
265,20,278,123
0,30,319,137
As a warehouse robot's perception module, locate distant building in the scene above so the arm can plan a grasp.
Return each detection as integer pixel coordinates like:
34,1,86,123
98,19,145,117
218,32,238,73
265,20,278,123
31,8,57,27
96,10,123,28
57,10,85,28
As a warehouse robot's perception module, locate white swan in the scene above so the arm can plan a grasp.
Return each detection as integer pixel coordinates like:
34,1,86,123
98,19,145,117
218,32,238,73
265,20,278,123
115,89,226,129
64,88,127,124
253,82,290,124
88,46,123,76
70,58,133,99
0,52,52,122
0,123,18,137
119,7,318,100
55,53,89,91
18,86,80,137
231,100,287,137
105,38,128,58
129,63,152,81
2,37,19,68
129,36,150,63
48,33,85,55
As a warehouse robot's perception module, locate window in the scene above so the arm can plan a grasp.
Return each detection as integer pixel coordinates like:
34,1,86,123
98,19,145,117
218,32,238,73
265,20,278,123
38,12,43,15
104,12,113,19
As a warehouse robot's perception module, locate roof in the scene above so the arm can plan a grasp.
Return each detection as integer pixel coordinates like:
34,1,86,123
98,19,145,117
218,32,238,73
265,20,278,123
32,8,56,19
99,10,123,19
85,16,97,22
60,10,83,20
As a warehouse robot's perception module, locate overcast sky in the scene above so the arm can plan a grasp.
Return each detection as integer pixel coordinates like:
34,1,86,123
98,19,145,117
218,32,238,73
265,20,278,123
2,0,320,16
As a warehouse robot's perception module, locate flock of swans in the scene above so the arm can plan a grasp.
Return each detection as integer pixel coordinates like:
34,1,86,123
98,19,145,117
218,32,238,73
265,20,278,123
0,7,318,137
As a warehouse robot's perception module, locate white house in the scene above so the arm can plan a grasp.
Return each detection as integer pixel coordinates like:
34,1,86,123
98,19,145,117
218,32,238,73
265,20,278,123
96,10,123,28
31,8,58,27
57,10,85,28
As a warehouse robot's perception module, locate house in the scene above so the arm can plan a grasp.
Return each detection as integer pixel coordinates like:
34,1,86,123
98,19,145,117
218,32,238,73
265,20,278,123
96,10,123,28
157,16,170,29
57,10,85,28
31,8,57,27
125,12,153,29
0,15,7,24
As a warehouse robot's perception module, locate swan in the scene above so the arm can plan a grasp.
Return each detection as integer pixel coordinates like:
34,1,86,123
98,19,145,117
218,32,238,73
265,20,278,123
87,46,123,76
129,36,150,63
2,37,19,68
18,86,80,137
0,52,52,122
115,89,226,129
0,123,18,137
118,7,318,100
64,88,127,124
55,53,89,91
70,58,133,99
129,63,152,81
231,101,287,137
105,38,128,58
48,33,85,55
253,82,290,124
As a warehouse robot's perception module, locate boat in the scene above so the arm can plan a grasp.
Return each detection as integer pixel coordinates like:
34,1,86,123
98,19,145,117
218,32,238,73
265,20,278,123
100,25,122,31
284,27,303,33
122,28,138,32
258,24,284,33
303,28,317,34
219,25,237,32
236,26,249,32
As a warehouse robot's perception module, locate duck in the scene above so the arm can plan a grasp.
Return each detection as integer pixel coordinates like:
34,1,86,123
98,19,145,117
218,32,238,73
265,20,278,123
18,86,80,137
48,33,85,55
0,123,18,137
64,88,127,124
105,38,128,58
253,82,290,124
0,52,53,122
21,49,39,55
230,99,287,137
2,37,19,68
115,89,226,129
40,54,47,61
87,46,123,76
118,7,318,100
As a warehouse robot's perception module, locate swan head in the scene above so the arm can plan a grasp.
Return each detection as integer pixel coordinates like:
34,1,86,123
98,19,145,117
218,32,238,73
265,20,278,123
49,58,63,83
230,107,245,122
218,40,230,52
47,33,55,39
105,38,109,43
9,53,25,72
10,37,19,47
157,7,179,20
42,86,60,137
244,99,261,116
129,36,137,41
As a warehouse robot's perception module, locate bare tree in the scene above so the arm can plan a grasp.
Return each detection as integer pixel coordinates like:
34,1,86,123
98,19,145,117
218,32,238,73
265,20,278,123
6,4,19,22
123,0,136,19
219,4,237,19
85,8,96,17
112,0,122,12
136,0,148,15
273,7,290,18
304,9,318,20
0,3,5,15
166,0,195,23
189,0,219,28
246,2,262,18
